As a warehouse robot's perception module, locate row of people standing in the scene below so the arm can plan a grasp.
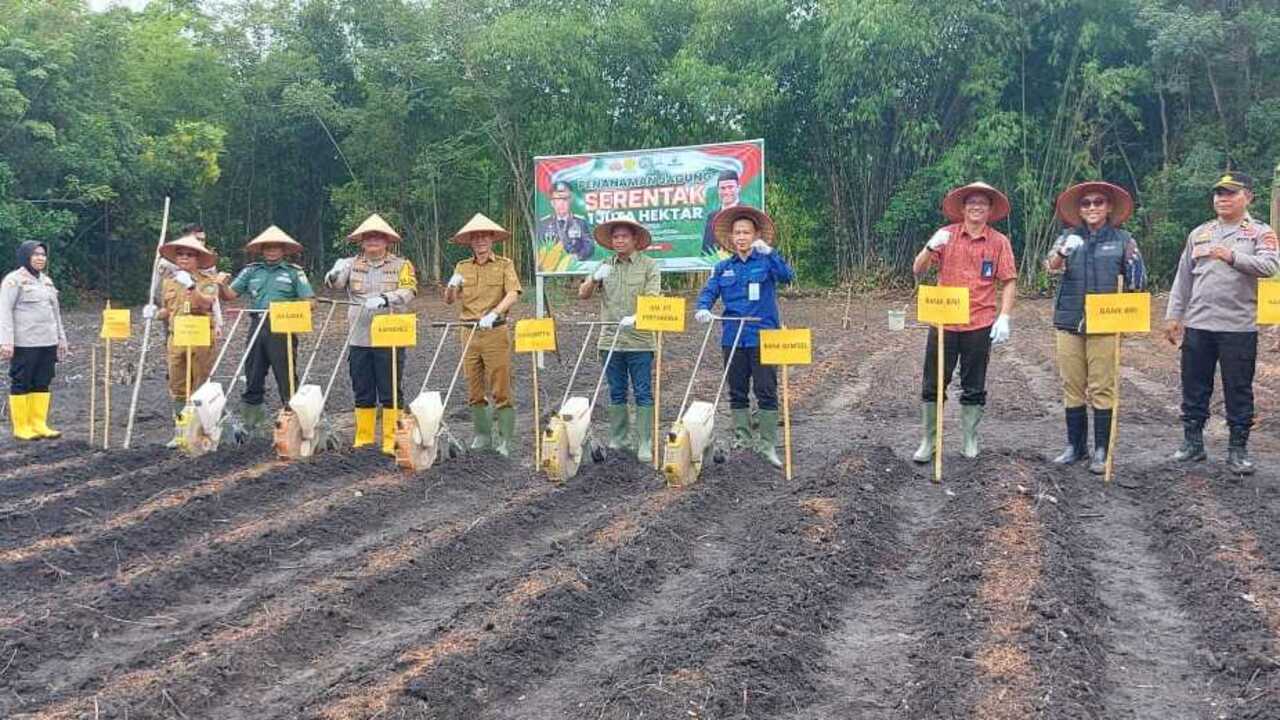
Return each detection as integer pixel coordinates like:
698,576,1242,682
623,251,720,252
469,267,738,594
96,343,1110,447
2,175,1274,475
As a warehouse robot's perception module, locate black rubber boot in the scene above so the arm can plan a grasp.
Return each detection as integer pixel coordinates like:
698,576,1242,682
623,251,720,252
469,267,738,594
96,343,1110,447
1227,426,1255,476
1052,406,1088,465
1172,421,1207,462
1089,408,1112,476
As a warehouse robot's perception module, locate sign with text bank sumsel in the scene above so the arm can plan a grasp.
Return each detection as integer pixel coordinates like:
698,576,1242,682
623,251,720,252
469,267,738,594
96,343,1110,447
532,140,765,275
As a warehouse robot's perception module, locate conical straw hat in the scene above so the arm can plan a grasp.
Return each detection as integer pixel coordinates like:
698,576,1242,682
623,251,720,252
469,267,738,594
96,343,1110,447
941,182,1011,223
592,217,652,251
244,225,304,256
159,233,218,269
712,206,776,251
347,213,402,243
1054,181,1134,227
451,213,510,245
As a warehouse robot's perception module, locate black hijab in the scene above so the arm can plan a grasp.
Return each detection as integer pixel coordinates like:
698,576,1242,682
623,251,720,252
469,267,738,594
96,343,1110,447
16,241,46,277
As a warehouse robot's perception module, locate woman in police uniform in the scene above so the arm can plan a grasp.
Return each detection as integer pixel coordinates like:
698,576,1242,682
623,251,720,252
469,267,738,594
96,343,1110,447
0,241,69,440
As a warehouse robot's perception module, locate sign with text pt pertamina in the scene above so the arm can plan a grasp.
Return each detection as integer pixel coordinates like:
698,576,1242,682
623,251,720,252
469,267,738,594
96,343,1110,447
100,309,131,340
370,314,417,348
269,301,313,334
514,318,558,353
759,329,813,366
916,286,970,326
1085,293,1151,334
1259,280,1280,325
635,296,686,333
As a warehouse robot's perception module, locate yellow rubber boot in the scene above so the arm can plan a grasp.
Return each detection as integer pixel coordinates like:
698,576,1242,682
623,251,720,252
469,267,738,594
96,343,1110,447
353,407,377,448
381,408,398,456
8,395,37,441
28,392,61,439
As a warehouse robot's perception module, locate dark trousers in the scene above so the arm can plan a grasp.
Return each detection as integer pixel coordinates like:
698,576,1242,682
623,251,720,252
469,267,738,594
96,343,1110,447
722,345,777,411
349,346,406,409
601,350,654,407
1180,327,1256,432
242,317,298,406
920,327,993,405
9,346,57,394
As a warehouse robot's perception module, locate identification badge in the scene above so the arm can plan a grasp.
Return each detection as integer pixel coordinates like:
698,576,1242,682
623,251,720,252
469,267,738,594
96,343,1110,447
1192,243,1213,259
981,260,994,279
748,282,760,301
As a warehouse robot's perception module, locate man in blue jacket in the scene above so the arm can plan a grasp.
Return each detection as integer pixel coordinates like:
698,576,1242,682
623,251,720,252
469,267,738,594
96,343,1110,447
695,206,794,467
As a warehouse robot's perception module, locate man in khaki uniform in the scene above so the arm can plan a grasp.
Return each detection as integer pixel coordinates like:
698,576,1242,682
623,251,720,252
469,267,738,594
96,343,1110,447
444,214,522,457
143,232,224,448
325,213,418,454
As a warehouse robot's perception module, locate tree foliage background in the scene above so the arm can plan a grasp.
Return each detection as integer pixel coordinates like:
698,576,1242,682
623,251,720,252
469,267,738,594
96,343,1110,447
3,0,1278,303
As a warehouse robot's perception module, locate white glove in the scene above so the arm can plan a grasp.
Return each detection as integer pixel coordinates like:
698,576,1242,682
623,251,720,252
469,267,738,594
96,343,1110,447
142,304,158,320
990,314,1011,345
326,257,353,285
751,239,772,255
173,270,195,289
619,315,636,328
1058,234,1084,257
364,295,388,310
478,311,499,329
592,263,612,281
448,273,465,288
926,229,951,252
695,309,714,324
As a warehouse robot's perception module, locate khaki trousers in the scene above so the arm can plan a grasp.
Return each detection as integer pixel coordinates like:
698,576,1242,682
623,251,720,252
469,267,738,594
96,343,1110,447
167,341,214,402
1055,331,1117,409
464,326,514,408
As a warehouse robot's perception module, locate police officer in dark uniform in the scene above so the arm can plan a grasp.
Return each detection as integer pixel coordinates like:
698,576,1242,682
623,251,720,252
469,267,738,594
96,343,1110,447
536,180,594,261
217,225,314,433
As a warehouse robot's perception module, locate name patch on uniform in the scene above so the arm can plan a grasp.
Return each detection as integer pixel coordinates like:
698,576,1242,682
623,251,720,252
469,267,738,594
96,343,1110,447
1085,292,1151,334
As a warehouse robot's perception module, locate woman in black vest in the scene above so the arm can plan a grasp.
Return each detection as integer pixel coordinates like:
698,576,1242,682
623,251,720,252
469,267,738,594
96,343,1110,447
1045,182,1146,474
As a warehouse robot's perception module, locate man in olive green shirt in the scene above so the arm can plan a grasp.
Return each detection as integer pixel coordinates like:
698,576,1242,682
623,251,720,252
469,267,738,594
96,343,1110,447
218,226,314,431
578,218,661,461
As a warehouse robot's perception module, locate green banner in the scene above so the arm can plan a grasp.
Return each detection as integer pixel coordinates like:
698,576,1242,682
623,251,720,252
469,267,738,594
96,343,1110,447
533,140,765,274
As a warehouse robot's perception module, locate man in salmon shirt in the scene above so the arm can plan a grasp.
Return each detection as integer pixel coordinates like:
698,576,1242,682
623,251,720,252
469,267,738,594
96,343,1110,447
910,181,1018,463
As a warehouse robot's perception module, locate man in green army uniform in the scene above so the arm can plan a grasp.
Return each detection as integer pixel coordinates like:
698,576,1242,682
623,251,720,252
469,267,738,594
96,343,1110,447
536,181,595,262
217,226,314,433
578,217,661,461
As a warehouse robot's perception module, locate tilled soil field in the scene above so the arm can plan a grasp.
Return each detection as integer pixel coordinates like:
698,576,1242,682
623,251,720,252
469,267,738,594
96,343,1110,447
2,292,1279,719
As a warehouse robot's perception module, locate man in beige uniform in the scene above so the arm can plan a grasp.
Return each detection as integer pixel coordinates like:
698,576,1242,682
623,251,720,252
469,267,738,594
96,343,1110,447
325,213,418,454
444,214,522,457
1166,171,1279,474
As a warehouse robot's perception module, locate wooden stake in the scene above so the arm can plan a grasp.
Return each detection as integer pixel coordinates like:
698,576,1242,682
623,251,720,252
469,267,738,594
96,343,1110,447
782,364,793,481
1105,275,1123,484
653,331,662,469
286,333,295,402
531,353,541,467
104,338,111,451
934,323,944,483
89,342,97,446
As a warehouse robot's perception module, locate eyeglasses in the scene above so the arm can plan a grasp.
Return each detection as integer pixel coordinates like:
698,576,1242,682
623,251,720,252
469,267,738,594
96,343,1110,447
1078,197,1109,208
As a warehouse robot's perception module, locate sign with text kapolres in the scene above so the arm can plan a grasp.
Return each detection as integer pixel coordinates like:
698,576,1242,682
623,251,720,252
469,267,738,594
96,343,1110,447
532,140,765,275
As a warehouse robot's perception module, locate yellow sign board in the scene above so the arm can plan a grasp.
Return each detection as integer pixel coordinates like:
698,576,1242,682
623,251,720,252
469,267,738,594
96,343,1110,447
370,314,417,347
100,308,131,340
917,285,970,326
635,296,686,333
172,315,212,347
1085,292,1152,334
514,318,557,353
1260,281,1280,325
759,328,813,366
269,301,313,334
